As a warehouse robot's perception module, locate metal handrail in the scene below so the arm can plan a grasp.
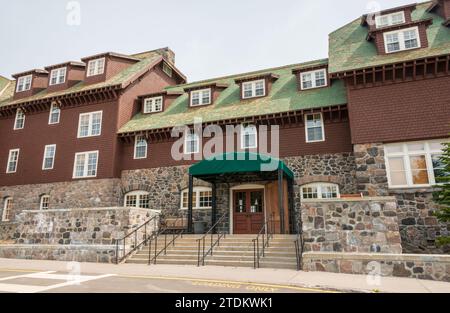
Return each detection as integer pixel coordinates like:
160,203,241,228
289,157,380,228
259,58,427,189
294,219,304,271
252,214,274,269
115,215,159,264
196,212,228,266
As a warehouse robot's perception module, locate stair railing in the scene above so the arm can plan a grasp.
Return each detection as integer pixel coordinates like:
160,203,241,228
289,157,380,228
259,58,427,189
252,214,274,269
196,212,228,266
115,215,159,264
294,218,305,271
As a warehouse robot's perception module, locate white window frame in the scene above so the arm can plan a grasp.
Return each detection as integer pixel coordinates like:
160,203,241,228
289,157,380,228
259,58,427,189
184,131,200,155
77,111,103,138
305,113,325,143
87,58,105,77
6,149,19,174
143,96,163,113
162,62,173,77
242,79,266,99
300,69,328,90
42,144,56,170
2,197,13,222
383,27,421,54
72,151,99,179
16,75,32,93
180,187,213,210
190,88,212,107
49,67,67,86
48,103,61,125
375,11,406,28
40,195,50,210
134,135,148,159
385,139,449,188
300,183,340,200
124,191,150,209
14,109,25,130
241,125,258,149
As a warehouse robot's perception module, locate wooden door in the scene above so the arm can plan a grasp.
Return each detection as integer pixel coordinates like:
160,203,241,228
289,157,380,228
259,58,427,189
233,189,264,234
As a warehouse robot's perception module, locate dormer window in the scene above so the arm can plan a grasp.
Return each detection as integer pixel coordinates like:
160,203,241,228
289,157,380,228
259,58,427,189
87,58,105,77
384,27,420,53
16,75,32,92
242,80,265,99
375,11,405,28
300,69,327,90
190,88,211,107
49,67,67,86
144,96,163,113
162,62,173,77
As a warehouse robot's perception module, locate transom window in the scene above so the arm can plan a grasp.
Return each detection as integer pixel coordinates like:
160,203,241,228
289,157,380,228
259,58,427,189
73,151,99,179
49,67,67,86
16,75,32,92
87,58,105,77
190,89,211,106
305,113,325,143
384,27,420,53
301,183,340,200
124,191,150,209
40,195,50,210
241,125,258,149
300,69,327,90
184,131,200,154
6,149,19,174
375,11,405,28
242,80,265,99
385,140,448,188
78,111,102,138
42,144,56,170
162,62,173,77
180,187,212,210
14,109,25,130
48,103,61,124
143,96,163,113
134,135,148,159
2,197,13,222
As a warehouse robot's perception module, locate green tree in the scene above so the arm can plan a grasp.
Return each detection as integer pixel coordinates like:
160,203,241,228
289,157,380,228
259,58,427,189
433,142,450,246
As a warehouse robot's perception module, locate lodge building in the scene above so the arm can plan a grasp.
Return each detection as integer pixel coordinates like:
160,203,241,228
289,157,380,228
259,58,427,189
0,0,450,262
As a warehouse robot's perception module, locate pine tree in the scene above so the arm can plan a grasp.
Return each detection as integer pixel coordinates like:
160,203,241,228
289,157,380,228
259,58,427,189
433,142,450,246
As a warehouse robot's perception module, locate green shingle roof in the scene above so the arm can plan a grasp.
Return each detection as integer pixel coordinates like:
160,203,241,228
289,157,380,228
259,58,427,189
118,59,348,134
328,1,450,74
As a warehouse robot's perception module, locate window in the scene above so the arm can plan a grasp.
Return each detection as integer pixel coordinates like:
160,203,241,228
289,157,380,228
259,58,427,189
300,69,327,90
301,183,340,200
6,149,19,173
48,103,61,124
134,135,148,159
385,140,449,188
42,144,56,170
49,67,67,85
14,109,25,130
375,11,405,28
242,80,265,99
40,195,50,210
305,113,325,143
184,131,200,154
2,197,13,222
16,75,32,92
162,62,173,77
124,191,150,209
73,151,99,178
143,96,163,113
241,125,258,149
384,27,420,53
180,187,212,210
87,58,105,77
190,89,211,106
77,111,102,138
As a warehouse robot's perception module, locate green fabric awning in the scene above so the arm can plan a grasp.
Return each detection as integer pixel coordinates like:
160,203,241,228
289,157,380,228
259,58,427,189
189,152,294,180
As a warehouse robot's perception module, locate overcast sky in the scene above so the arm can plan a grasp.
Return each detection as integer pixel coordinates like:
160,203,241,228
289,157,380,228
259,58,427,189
0,0,418,82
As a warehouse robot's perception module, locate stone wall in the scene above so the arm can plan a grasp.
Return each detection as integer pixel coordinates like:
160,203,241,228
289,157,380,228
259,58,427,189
303,252,450,282
354,143,388,197
301,197,402,254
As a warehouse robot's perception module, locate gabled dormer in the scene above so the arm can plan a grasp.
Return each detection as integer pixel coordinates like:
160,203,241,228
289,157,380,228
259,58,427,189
184,83,228,107
44,61,86,92
292,65,329,91
138,90,184,114
234,73,279,100
12,69,48,100
427,0,450,26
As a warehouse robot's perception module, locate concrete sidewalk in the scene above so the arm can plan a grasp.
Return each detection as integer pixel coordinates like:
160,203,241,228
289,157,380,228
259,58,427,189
0,258,449,293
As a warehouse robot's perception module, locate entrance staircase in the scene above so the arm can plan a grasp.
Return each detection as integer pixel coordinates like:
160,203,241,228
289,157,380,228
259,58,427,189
126,234,298,269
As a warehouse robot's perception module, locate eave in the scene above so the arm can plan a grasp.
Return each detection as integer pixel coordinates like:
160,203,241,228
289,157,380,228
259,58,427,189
183,82,229,93
234,73,280,84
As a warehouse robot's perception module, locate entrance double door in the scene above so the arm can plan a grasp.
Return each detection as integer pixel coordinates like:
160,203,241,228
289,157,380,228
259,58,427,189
233,189,264,234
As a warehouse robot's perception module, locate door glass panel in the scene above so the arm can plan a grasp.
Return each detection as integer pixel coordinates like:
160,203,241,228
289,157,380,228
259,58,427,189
235,192,246,213
410,155,429,185
250,191,263,213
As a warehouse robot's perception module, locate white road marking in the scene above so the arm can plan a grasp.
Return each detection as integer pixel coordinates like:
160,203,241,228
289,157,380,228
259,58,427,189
0,271,55,281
